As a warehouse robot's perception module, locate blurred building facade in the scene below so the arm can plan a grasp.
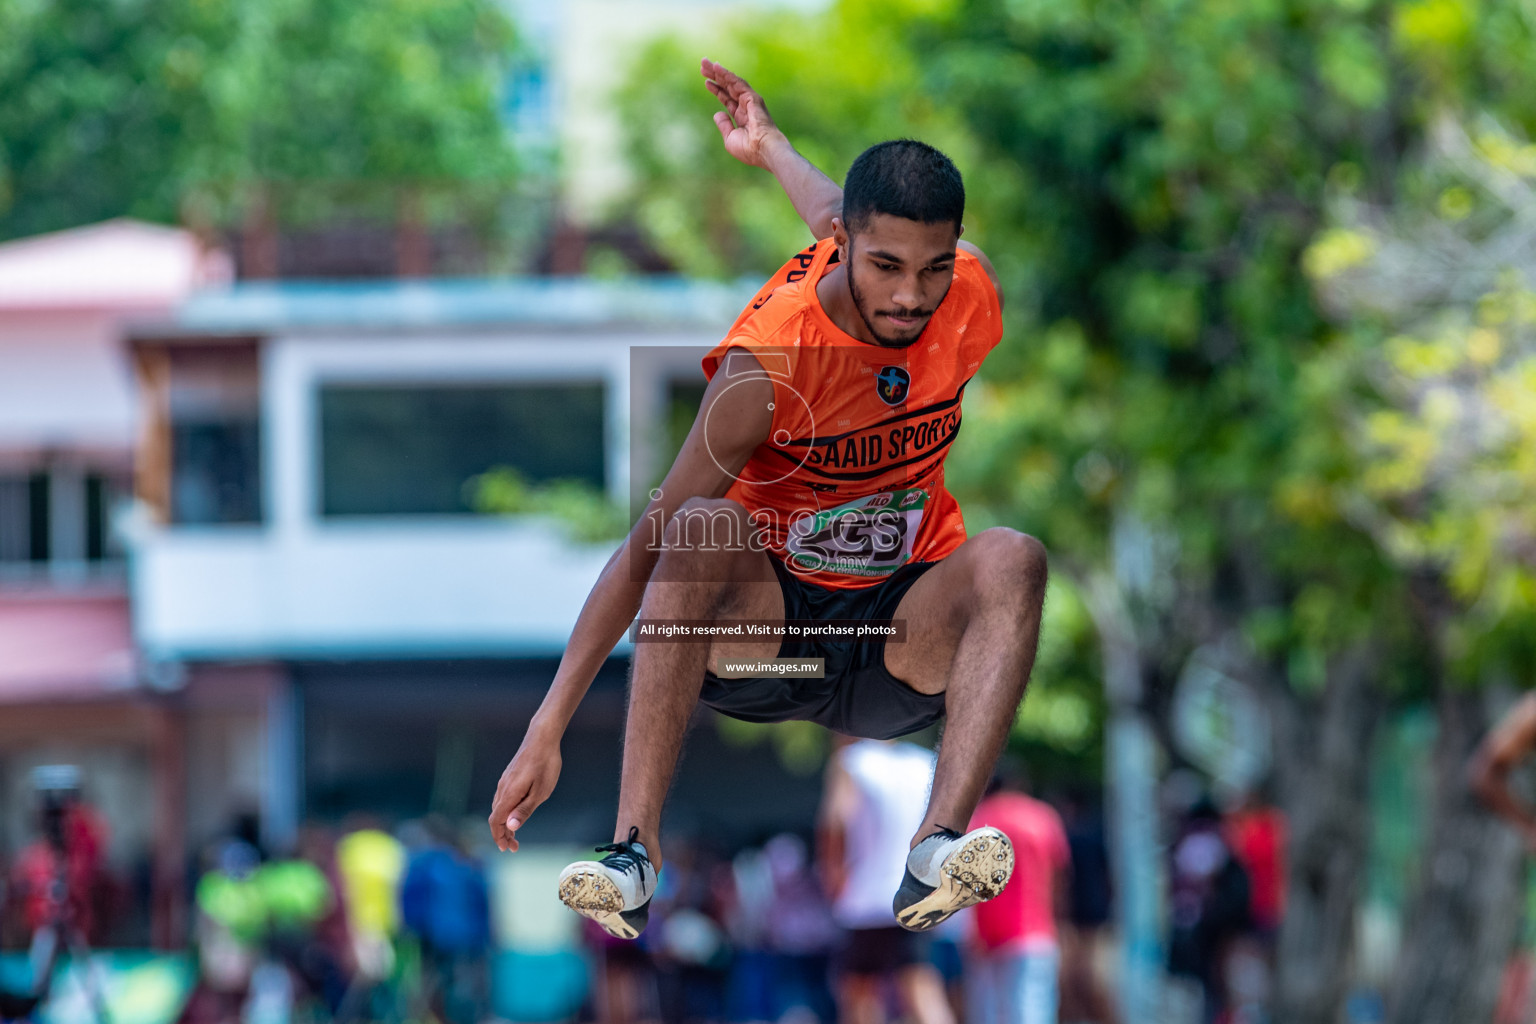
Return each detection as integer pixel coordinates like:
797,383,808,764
120,273,788,943
0,213,841,950
0,220,232,946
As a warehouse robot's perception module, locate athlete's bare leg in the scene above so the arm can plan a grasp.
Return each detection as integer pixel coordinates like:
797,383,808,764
881,527,1049,844
613,497,783,869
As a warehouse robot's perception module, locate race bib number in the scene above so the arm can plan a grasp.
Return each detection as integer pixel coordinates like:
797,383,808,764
784,487,927,577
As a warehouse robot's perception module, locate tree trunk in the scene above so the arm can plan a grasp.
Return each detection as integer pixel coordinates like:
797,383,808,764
1385,683,1523,1024
1272,645,1379,1024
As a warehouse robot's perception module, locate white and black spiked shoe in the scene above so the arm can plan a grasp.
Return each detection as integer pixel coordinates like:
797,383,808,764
893,825,1014,932
557,826,657,940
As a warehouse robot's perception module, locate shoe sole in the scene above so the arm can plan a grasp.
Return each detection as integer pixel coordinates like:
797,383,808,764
558,868,641,940
895,828,1015,932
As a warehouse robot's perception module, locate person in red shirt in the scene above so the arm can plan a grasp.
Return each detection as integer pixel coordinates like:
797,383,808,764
1223,791,1285,937
12,772,109,944
967,764,1070,1024
489,60,1046,944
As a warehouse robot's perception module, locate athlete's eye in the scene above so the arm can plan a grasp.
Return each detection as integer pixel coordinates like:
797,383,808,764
873,262,898,272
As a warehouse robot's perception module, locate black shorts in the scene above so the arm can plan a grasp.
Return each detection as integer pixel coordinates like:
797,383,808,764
837,926,934,977
697,556,947,739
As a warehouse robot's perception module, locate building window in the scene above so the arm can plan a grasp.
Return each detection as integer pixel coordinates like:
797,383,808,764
0,474,44,563
0,470,126,572
319,383,607,517
171,420,262,525
165,346,263,526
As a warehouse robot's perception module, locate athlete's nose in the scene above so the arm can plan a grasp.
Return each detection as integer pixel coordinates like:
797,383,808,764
891,273,921,311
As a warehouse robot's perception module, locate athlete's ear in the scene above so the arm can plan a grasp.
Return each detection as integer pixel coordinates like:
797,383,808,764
831,216,850,261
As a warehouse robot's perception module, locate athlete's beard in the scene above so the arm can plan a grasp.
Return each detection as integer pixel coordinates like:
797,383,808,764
847,264,944,348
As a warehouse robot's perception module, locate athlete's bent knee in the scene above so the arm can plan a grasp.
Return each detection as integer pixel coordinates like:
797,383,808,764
970,528,1048,607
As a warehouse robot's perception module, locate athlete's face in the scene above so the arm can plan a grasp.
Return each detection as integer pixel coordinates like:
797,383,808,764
837,213,961,348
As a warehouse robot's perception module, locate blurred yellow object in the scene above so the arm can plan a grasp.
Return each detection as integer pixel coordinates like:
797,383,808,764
336,828,405,979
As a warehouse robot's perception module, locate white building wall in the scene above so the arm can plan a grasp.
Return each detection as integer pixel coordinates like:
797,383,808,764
132,328,715,660
0,312,138,456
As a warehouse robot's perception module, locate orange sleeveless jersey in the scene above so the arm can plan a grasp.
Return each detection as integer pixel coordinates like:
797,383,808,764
700,237,1003,590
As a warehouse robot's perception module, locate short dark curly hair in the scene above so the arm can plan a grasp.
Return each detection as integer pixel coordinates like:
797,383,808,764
842,139,965,236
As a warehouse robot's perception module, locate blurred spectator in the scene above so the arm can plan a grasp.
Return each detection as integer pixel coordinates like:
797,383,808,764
723,841,776,1021
1167,796,1252,1024
966,762,1069,1024
335,823,405,983
11,767,111,947
584,914,658,1024
1059,789,1117,1024
333,822,406,1024
182,833,264,1024
283,826,354,1016
928,911,971,1023
6,767,113,1024
181,824,339,1024
1221,788,1285,1023
762,833,839,1023
1223,789,1285,938
819,737,953,1024
400,817,491,1024
650,840,732,1024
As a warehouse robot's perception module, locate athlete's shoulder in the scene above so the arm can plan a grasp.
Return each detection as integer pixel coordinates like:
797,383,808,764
703,242,827,381
731,238,831,338
734,282,813,347
953,245,1001,305
943,244,1004,351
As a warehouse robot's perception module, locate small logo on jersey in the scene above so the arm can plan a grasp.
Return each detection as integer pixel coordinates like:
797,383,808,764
899,490,924,508
875,366,910,405
864,492,894,508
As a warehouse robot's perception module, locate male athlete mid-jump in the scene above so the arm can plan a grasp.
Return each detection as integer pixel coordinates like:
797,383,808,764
488,60,1048,938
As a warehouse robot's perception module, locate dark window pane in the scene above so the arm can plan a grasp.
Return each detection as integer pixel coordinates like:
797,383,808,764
320,384,606,517
0,477,29,563
28,473,48,561
171,420,262,525
86,475,106,561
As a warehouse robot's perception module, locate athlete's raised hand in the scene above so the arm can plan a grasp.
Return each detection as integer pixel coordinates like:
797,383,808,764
489,733,562,853
701,59,784,169
700,58,843,238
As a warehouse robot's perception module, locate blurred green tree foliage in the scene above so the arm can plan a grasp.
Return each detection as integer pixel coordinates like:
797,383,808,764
1301,118,1536,1020
1308,116,1536,678
0,0,516,240
469,466,628,545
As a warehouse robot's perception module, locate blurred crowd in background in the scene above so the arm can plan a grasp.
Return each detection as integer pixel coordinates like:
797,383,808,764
0,746,1290,1024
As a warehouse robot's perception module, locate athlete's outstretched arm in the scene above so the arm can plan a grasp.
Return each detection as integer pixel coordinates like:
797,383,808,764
701,59,842,239
488,354,774,852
